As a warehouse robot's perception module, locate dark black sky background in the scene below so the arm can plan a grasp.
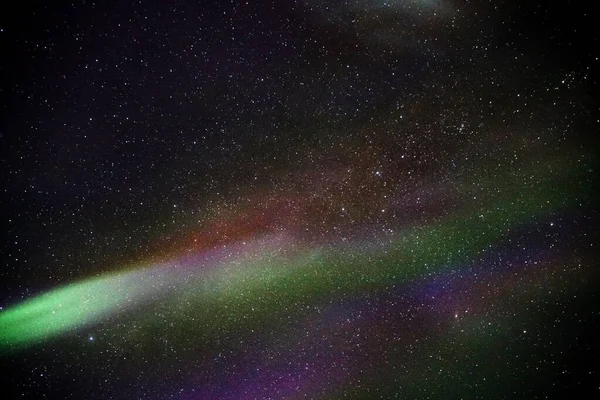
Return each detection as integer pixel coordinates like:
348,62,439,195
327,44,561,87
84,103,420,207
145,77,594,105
0,1,598,399
2,0,596,286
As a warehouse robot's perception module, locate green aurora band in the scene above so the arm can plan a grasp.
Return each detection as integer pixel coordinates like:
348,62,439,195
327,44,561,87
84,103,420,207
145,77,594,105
0,150,593,351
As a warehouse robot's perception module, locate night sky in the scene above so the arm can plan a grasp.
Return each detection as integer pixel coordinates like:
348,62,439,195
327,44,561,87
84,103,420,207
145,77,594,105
1,1,598,399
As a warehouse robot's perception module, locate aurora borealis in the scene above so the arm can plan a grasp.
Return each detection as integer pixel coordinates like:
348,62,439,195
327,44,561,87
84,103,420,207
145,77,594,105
1,1,598,399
